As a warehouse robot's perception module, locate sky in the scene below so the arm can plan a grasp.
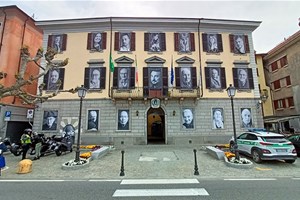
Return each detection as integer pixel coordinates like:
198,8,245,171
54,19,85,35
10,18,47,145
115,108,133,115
1,0,299,53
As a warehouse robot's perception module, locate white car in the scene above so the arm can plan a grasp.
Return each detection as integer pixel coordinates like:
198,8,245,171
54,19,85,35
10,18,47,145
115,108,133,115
229,128,297,163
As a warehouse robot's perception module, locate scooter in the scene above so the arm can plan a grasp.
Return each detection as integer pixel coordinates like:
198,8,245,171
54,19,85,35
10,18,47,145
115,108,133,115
54,134,73,156
40,135,59,157
0,138,11,152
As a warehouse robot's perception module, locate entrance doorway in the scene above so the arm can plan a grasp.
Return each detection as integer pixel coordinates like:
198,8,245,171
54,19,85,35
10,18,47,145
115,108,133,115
147,107,165,144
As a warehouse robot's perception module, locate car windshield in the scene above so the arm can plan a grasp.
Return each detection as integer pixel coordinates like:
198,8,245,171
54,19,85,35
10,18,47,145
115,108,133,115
261,136,288,143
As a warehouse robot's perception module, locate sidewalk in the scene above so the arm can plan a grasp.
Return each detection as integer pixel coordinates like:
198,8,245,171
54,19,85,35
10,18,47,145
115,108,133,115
1,145,300,179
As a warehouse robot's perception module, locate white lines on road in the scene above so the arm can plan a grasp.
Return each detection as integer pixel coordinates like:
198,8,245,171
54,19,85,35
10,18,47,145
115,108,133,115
113,188,209,197
121,179,199,185
292,178,300,180
0,180,65,182
89,179,121,182
224,178,277,181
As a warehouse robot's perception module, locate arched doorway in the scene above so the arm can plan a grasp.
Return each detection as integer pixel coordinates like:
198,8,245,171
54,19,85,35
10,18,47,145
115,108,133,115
147,107,165,144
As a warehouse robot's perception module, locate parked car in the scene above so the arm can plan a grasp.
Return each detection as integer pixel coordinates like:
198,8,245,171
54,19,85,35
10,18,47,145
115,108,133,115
286,134,300,156
229,128,297,163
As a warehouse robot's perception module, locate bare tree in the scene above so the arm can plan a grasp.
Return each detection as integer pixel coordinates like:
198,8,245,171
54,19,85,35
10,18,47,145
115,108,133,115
0,46,77,105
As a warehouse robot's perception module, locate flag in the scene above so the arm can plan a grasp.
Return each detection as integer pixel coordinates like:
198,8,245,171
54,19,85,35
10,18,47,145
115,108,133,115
109,54,114,72
135,55,138,84
170,56,174,85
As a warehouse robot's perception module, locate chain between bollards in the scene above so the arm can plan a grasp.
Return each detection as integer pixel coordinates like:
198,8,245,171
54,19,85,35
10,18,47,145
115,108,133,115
193,149,199,175
120,150,125,176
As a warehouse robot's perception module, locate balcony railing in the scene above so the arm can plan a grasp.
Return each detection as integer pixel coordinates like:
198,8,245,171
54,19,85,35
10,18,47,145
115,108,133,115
111,87,201,100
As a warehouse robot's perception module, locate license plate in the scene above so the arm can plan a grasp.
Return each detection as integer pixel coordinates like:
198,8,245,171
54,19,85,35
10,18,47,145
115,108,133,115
276,149,287,152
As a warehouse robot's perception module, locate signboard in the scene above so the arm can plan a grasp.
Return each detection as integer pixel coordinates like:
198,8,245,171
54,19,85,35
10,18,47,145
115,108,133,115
4,111,11,121
27,109,34,119
151,98,160,108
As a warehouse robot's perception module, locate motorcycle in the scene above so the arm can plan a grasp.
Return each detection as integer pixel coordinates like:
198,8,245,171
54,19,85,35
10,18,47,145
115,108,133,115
0,137,11,152
54,134,73,156
40,135,59,157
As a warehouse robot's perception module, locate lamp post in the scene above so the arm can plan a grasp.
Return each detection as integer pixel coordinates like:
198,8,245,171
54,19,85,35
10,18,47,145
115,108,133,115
75,85,87,162
226,84,240,160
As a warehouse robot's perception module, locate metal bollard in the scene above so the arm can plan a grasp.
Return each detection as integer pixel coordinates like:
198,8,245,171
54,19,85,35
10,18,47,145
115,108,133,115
120,150,125,176
193,149,199,175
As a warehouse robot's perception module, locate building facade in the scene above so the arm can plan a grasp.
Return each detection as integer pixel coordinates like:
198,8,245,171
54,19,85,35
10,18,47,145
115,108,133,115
0,6,43,142
34,17,262,146
263,30,300,133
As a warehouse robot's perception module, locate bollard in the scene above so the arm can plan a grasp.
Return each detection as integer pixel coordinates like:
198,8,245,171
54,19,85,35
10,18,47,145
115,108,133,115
120,150,125,176
193,149,199,175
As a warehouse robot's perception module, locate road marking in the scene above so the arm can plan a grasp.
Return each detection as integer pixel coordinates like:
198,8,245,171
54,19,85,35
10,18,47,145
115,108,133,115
255,167,272,171
89,179,121,182
121,179,199,185
0,180,65,182
224,178,276,181
113,188,209,197
292,178,300,180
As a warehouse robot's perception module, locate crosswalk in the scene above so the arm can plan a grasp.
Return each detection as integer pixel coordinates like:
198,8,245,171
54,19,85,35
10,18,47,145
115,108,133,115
112,179,209,197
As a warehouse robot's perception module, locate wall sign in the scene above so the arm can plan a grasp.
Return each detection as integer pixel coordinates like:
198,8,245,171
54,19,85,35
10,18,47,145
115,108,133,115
151,98,160,108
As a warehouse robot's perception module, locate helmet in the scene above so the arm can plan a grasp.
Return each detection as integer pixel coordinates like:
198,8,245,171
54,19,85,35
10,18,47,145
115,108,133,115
24,128,32,134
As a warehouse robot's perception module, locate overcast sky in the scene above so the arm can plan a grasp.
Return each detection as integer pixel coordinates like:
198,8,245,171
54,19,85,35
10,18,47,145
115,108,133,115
1,0,299,53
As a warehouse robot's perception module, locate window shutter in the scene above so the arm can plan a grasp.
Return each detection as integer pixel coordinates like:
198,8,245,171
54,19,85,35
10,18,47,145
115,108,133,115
43,72,49,90
47,35,53,49
217,34,223,52
282,99,286,108
220,67,226,89
162,67,168,96
59,68,65,90
84,68,90,89
174,33,179,51
114,32,120,51
205,67,210,88
229,34,234,53
130,67,135,89
131,32,136,51
61,34,67,51
144,33,149,51
190,33,195,51
113,67,118,88
274,100,278,110
175,67,180,88
143,67,149,97
247,68,254,89
233,68,238,87
161,33,166,51
87,33,92,50
100,68,106,89
286,76,291,86
244,35,250,53
191,67,197,89
202,33,208,52
102,32,107,49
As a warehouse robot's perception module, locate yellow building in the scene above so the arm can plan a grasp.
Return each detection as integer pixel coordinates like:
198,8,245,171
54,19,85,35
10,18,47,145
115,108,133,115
34,17,262,146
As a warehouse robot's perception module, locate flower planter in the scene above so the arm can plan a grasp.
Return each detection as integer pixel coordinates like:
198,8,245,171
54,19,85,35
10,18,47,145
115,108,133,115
224,156,253,169
62,157,90,170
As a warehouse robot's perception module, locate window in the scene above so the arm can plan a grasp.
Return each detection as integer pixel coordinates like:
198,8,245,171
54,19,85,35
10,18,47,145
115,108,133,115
144,33,166,52
229,34,249,54
43,68,65,91
84,67,106,90
174,32,195,52
47,34,67,53
143,67,168,98
233,68,254,89
87,32,107,51
274,99,286,110
286,76,291,86
273,80,281,90
113,67,135,89
270,62,278,72
287,97,294,107
202,33,223,53
114,32,135,52
205,67,226,89
280,56,288,67
175,67,197,89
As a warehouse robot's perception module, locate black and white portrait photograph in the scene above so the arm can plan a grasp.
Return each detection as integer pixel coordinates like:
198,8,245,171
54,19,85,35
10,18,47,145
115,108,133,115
237,68,249,89
53,35,62,53
91,32,102,51
42,110,58,131
182,108,194,129
149,68,162,89
120,33,131,51
87,110,99,131
47,69,60,90
118,67,130,89
207,34,218,52
212,108,224,129
89,68,101,89
149,33,161,52
118,109,129,130
179,32,190,52
240,108,253,128
234,35,245,54
180,67,192,89
60,117,78,138
210,68,221,89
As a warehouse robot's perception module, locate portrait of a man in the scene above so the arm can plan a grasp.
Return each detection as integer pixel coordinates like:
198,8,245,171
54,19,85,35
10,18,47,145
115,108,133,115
207,34,218,52
89,68,101,89
234,35,245,54
241,108,252,128
210,68,221,89
149,33,161,52
120,33,131,51
182,108,194,129
180,67,192,89
212,108,224,129
237,68,249,89
179,33,190,52
91,32,102,51
53,35,62,53
118,68,130,89
149,68,162,89
87,110,99,131
47,69,60,90
118,109,129,130
42,110,58,131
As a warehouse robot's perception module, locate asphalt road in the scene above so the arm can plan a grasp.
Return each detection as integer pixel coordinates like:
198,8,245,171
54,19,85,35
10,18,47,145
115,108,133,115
0,178,299,200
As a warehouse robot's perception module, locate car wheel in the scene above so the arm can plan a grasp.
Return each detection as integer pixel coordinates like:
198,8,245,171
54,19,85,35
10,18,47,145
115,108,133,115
229,142,235,153
252,149,262,163
285,160,295,164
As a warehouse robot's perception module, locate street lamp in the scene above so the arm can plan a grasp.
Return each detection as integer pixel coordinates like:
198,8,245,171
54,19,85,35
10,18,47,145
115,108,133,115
75,85,87,162
226,84,240,160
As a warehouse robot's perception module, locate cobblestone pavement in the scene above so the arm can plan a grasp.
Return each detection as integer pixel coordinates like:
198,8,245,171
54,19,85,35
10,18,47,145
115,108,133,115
1,145,300,179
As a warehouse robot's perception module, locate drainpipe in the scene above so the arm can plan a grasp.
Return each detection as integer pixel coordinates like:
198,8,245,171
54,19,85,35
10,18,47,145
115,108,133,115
197,18,203,97
0,8,7,55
